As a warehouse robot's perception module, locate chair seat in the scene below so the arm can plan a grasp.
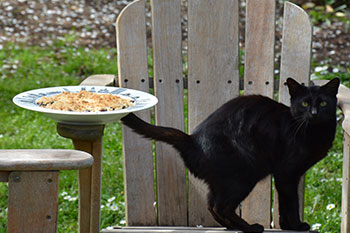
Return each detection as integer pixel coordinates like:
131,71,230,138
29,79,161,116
0,149,93,171
101,226,317,233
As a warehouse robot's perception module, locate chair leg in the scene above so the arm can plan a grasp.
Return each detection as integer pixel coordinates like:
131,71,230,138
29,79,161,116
7,171,59,233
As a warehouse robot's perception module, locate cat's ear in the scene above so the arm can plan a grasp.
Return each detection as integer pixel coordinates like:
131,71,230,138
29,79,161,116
321,78,340,96
286,77,306,97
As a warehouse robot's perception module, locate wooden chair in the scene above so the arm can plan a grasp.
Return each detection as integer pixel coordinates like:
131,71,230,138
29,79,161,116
0,149,93,233
81,0,350,232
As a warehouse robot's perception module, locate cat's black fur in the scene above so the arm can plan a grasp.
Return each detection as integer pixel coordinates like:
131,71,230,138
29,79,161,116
121,78,340,232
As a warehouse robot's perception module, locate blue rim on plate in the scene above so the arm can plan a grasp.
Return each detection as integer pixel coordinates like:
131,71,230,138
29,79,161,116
13,86,158,125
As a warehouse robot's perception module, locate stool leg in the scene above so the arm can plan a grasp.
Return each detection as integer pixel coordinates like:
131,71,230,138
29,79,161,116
73,138,102,233
90,138,102,233
78,165,92,233
8,171,59,233
56,123,104,233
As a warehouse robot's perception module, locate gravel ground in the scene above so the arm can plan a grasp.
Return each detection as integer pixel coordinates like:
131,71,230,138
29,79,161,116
0,0,349,69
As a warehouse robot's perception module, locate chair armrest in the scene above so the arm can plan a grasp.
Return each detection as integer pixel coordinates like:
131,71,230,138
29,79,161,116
337,84,350,135
80,74,116,86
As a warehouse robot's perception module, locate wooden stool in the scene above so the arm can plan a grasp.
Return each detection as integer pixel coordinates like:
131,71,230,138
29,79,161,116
56,123,105,233
0,149,93,233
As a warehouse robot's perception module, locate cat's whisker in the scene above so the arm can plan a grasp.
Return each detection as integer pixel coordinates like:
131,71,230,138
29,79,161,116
289,117,305,134
293,120,307,140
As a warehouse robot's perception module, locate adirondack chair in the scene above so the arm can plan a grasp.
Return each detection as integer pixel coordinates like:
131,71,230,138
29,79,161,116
77,0,350,232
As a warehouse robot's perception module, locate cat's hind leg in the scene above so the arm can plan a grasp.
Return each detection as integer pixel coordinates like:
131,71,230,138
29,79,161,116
207,190,264,233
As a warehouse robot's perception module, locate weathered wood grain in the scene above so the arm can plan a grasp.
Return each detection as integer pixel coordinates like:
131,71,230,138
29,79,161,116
80,74,116,86
57,122,104,232
241,0,275,228
117,0,156,226
274,2,312,228
90,138,103,232
57,123,104,141
73,140,94,233
337,84,350,136
187,0,240,226
244,0,275,97
329,83,350,233
0,149,93,171
0,171,9,182
342,132,350,233
102,226,317,233
278,1,312,104
8,171,59,233
241,177,272,228
72,138,103,233
151,0,187,226
325,82,350,233
0,148,93,231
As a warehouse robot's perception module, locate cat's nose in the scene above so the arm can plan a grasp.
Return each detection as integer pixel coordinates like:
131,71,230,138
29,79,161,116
311,107,318,116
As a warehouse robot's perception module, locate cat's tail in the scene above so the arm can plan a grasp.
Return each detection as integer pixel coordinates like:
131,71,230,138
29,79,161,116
121,113,192,154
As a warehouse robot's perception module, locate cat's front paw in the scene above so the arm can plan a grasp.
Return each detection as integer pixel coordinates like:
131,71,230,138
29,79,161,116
243,223,264,233
281,221,310,231
297,222,310,231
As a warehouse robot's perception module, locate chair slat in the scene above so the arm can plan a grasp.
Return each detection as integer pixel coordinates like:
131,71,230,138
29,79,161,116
116,0,157,226
151,0,187,226
274,2,312,228
241,176,272,228
278,2,312,105
342,132,350,233
244,0,275,97
241,0,275,228
187,0,240,226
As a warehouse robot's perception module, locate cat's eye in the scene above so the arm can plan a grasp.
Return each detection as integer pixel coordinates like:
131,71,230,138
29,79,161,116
320,101,327,107
301,101,309,107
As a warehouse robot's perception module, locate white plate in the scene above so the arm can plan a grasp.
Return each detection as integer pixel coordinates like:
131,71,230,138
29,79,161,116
13,86,158,125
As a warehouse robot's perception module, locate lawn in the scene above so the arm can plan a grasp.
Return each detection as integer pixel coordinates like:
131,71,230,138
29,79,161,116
0,39,350,232
0,42,126,232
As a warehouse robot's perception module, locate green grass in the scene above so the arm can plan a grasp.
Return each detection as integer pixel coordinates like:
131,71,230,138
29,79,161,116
0,42,125,231
0,41,348,232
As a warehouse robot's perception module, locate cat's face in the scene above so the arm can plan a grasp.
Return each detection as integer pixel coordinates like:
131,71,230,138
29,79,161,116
287,78,340,124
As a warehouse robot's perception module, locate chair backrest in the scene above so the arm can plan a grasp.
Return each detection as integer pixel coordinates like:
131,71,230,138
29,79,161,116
116,0,312,228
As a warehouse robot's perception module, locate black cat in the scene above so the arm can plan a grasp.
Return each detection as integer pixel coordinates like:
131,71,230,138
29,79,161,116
121,78,340,232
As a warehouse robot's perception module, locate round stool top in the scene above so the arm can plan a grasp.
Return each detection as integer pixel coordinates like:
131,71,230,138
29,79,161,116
0,149,93,171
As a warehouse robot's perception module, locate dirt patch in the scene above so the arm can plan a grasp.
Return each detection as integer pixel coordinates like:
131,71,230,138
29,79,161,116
0,0,349,69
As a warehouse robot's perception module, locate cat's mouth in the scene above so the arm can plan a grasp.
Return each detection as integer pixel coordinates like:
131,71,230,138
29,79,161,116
306,114,329,125
308,117,320,125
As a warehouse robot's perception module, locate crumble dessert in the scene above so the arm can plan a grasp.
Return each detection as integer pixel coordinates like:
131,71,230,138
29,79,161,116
36,90,134,112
